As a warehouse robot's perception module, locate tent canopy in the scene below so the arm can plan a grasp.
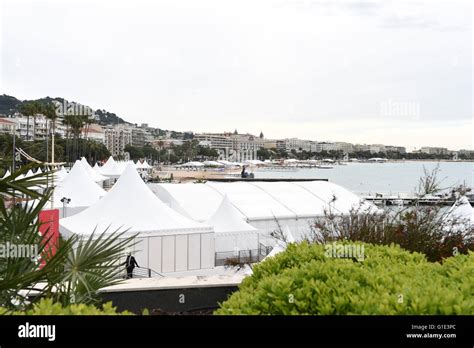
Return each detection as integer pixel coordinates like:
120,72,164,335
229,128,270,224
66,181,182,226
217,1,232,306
60,164,213,237
152,180,378,222
100,156,122,177
52,160,106,208
206,195,258,234
80,157,107,182
181,161,204,167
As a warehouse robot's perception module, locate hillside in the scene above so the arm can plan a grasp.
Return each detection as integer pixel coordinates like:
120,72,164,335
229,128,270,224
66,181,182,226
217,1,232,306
0,94,129,126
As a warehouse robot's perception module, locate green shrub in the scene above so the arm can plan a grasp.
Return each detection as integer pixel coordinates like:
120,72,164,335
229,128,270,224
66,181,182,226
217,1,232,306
0,298,132,315
216,242,474,315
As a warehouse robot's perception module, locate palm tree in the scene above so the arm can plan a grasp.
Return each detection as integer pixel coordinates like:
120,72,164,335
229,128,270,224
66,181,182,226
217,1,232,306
19,102,39,141
0,162,135,310
41,103,58,162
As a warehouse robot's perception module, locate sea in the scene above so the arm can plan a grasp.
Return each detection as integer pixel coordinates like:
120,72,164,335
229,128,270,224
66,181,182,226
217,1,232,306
254,161,473,196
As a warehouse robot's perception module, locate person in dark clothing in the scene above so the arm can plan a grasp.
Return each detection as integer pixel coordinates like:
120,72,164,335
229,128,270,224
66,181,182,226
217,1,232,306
241,166,248,178
122,253,139,279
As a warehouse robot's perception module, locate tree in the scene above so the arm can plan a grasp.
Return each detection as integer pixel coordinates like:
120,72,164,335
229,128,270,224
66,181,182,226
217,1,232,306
0,163,134,311
124,145,144,161
257,147,273,160
41,102,58,163
19,102,41,141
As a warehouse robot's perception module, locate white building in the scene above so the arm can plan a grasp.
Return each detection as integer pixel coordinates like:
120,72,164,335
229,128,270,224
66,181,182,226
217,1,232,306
194,133,265,161
276,138,315,153
104,124,133,157
0,117,17,134
82,124,105,144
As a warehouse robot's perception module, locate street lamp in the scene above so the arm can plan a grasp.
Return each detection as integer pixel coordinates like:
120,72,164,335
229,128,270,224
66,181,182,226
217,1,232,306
60,197,71,218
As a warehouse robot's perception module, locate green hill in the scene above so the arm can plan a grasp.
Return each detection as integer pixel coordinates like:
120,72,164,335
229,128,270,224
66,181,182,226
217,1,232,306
0,94,129,126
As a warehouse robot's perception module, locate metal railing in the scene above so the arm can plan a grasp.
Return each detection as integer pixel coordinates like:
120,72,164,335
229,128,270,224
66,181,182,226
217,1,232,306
121,266,164,279
215,244,273,267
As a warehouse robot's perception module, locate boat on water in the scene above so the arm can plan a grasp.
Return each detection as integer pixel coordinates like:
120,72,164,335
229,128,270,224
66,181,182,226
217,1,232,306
315,165,333,169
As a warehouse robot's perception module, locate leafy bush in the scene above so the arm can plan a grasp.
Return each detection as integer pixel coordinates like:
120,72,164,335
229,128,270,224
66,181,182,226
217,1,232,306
0,298,132,315
306,167,473,262
216,243,474,315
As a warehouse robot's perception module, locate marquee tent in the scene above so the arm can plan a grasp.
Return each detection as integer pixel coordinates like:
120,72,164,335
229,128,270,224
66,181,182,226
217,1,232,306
60,164,215,273
100,156,122,178
206,195,259,252
181,161,204,167
150,181,378,242
203,161,225,167
26,160,106,217
445,195,474,232
93,163,102,173
80,158,107,183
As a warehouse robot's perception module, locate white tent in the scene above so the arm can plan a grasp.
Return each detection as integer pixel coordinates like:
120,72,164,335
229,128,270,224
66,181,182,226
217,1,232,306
135,160,152,171
36,168,43,175
217,160,236,167
54,166,69,182
263,226,295,260
444,195,474,232
245,159,265,165
181,161,204,167
206,195,259,252
56,160,106,207
100,156,122,178
203,161,225,167
26,160,106,216
80,158,107,183
60,164,215,273
151,180,378,242
141,160,152,169
135,160,144,169
93,163,102,174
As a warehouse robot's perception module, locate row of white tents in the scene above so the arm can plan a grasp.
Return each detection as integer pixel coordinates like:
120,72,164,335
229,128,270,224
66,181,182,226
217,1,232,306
180,160,264,168
39,156,377,274
178,159,338,168
6,154,472,276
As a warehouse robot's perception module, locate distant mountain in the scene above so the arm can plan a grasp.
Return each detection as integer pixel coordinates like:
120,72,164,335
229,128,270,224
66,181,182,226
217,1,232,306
0,94,129,126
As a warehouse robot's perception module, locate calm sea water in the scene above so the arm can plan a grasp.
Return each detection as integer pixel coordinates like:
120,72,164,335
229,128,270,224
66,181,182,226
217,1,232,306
254,161,473,195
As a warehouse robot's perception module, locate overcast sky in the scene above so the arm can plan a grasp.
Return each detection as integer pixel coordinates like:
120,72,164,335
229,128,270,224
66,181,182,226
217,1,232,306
0,0,472,150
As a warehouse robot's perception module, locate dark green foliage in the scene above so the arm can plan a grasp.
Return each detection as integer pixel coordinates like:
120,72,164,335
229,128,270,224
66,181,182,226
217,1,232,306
216,243,474,315
0,163,134,312
0,298,132,315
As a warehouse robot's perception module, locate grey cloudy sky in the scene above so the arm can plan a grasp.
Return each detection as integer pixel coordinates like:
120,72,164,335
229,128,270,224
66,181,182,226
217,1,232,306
0,0,472,150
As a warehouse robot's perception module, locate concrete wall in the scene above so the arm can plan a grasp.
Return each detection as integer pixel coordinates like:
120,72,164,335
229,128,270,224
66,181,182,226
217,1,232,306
101,285,238,313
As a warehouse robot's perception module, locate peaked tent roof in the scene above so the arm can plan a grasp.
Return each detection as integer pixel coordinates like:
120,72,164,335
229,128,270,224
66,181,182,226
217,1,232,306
27,161,106,209
445,196,474,227
206,195,257,234
80,158,107,182
93,163,102,173
60,164,213,237
52,160,106,208
55,166,69,182
100,156,122,177
141,160,152,169
135,160,144,169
